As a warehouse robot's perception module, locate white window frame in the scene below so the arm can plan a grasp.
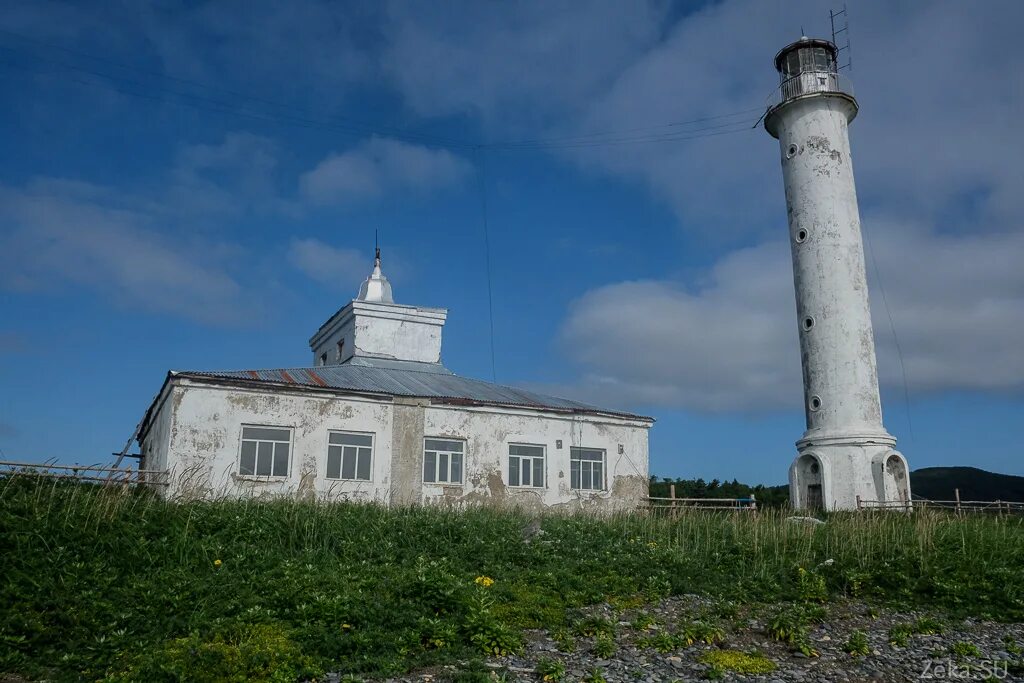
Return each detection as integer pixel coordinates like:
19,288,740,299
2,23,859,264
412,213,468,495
508,443,546,488
423,438,465,485
238,425,292,478
570,447,606,491
326,430,374,482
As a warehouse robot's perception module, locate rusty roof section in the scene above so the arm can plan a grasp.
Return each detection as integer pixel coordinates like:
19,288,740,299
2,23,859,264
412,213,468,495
173,358,652,422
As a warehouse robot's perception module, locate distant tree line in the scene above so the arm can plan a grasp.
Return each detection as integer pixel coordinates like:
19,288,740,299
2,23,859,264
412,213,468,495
648,476,790,508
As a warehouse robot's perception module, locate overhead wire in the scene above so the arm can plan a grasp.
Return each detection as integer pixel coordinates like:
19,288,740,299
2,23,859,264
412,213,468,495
0,32,764,152
475,147,498,382
0,29,768,403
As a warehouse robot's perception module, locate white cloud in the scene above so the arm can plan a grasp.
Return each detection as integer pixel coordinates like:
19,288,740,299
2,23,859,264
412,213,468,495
287,238,367,289
0,178,249,325
300,137,470,204
379,2,666,127
560,223,1024,412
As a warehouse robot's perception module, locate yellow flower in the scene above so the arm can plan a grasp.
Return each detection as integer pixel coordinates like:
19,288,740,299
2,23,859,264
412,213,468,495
213,559,222,568
342,623,352,630
647,541,658,549
474,575,495,588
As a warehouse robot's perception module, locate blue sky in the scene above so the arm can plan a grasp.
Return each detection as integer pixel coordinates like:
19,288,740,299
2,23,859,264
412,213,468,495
1,1,1022,485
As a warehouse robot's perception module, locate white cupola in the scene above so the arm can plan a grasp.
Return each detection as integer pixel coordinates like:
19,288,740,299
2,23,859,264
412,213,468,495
356,247,394,303
309,249,447,366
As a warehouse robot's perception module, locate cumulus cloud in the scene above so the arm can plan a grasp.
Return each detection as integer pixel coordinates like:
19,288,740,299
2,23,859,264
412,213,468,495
0,178,248,325
287,238,367,289
300,137,470,204
560,223,1024,412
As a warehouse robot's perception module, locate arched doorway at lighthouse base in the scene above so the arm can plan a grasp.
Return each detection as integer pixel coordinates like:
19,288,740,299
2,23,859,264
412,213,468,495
882,452,910,509
792,453,825,511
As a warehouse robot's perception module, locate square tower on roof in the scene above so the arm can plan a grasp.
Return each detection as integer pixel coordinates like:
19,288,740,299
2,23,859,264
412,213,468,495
308,250,447,366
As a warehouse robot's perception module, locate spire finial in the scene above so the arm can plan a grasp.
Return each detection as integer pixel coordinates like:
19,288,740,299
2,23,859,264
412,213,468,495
375,229,380,263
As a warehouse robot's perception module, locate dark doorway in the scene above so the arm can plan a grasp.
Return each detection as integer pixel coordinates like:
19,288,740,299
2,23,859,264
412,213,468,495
806,484,823,510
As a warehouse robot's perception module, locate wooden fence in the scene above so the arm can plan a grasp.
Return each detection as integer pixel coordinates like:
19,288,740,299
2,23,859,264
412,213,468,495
0,460,169,487
857,488,1024,514
645,483,757,513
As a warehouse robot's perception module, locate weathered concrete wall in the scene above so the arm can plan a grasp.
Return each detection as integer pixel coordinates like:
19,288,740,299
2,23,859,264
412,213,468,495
160,380,394,501
140,384,174,490
144,379,650,510
421,404,650,511
310,301,447,366
390,398,427,506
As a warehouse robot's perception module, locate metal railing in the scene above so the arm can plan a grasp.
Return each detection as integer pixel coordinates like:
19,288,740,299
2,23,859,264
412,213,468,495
766,71,855,110
0,460,170,486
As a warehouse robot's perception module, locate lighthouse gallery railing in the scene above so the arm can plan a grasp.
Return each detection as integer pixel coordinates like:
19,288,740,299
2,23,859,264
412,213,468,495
766,71,856,111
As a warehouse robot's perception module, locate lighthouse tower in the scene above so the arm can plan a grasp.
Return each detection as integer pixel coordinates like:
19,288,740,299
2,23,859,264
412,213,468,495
764,37,910,511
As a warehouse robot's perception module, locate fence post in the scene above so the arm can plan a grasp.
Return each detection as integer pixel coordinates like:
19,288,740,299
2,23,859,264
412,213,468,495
669,484,677,518
955,488,961,516
856,494,861,511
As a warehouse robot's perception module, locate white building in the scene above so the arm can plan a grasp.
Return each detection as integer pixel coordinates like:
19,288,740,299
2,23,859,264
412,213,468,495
138,251,652,510
764,37,911,510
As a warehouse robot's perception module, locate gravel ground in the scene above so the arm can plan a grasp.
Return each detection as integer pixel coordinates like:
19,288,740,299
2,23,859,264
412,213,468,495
365,596,1024,683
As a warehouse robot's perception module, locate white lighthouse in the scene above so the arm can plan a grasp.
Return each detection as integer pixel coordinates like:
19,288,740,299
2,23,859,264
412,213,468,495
764,37,910,511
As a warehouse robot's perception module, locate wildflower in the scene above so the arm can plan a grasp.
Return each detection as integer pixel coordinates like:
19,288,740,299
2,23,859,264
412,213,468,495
214,559,222,568
475,575,495,588
342,623,352,630
647,541,658,549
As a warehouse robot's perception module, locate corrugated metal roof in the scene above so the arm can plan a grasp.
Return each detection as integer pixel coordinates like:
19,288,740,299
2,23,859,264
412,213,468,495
176,357,650,421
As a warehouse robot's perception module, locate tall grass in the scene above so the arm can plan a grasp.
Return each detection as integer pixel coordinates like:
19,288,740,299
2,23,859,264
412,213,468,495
2,475,1024,681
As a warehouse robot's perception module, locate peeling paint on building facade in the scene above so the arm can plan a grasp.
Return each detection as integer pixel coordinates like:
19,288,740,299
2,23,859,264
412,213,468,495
139,251,652,510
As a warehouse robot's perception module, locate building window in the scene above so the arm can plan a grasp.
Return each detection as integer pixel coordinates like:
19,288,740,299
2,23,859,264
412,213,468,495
570,447,605,491
239,426,291,477
327,431,373,481
508,444,545,488
319,353,327,366
423,438,464,484
336,339,345,360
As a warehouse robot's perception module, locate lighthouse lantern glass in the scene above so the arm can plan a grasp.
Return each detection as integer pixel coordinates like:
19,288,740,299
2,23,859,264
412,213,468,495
781,47,835,79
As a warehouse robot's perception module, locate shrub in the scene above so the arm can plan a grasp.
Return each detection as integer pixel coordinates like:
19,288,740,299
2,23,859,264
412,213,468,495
636,631,681,654
795,566,828,603
842,630,870,656
593,633,616,659
767,604,822,657
951,641,982,659
680,621,725,646
535,656,565,682
889,625,913,647
914,617,946,636
550,629,575,653
104,623,321,683
573,615,615,638
630,613,659,631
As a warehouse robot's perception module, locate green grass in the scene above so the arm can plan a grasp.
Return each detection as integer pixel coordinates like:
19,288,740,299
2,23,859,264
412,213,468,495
3,476,1024,681
699,649,776,675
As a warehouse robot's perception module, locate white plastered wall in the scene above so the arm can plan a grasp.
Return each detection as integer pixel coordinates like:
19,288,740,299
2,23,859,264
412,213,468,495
143,378,650,510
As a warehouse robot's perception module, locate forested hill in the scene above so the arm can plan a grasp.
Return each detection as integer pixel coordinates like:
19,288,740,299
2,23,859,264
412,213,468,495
650,466,1024,507
910,466,1024,502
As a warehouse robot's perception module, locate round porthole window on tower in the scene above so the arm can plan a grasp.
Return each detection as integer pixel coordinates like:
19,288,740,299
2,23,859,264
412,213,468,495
802,316,815,331
786,143,799,159
795,228,808,243
809,395,822,411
